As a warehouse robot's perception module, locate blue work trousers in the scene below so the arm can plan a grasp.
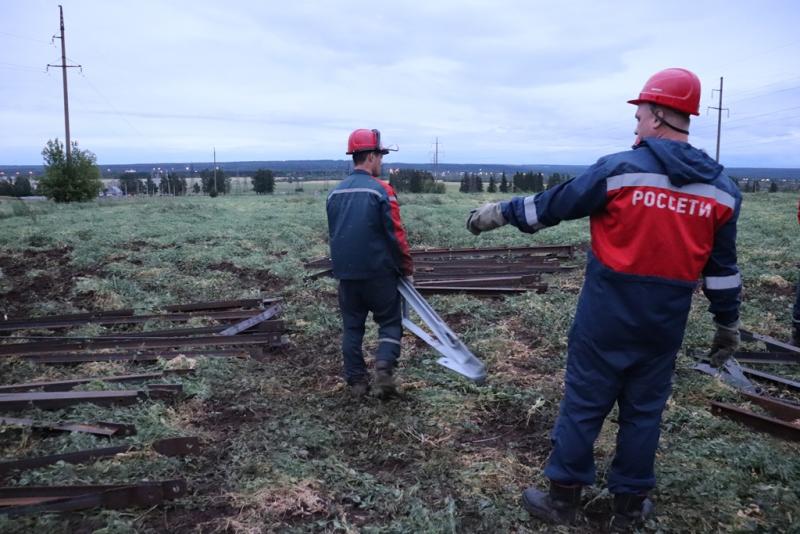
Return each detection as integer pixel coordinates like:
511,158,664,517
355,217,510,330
544,334,676,495
337,276,402,384
793,275,800,323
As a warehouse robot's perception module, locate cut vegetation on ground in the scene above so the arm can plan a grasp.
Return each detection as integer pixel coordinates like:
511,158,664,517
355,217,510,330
0,191,798,533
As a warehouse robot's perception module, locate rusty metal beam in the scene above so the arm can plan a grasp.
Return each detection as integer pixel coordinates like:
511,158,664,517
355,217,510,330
0,309,262,332
0,437,201,477
414,275,542,288
741,366,800,392
409,244,575,259
163,297,279,312
22,349,250,364
97,320,286,339
415,286,542,296
0,417,135,437
0,331,285,357
0,390,141,410
0,479,186,515
710,401,800,441
739,329,800,354
0,370,193,393
739,391,800,421
731,351,800,365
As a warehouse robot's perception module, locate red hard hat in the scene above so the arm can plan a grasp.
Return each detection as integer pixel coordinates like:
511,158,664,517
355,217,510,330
346,129,396,155
628,68,701,116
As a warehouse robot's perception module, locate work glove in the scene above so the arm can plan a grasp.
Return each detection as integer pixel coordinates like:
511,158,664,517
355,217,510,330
708,320,741,367
466,202,507,235
404,275,415,286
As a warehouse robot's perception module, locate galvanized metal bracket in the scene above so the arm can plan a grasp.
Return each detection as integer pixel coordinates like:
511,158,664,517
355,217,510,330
397,278,487,384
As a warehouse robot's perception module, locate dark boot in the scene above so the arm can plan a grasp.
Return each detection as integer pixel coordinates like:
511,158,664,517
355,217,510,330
374,360,397,398
610,493,654,530
348,377,371,398
792,323,800,347
521,481,582,524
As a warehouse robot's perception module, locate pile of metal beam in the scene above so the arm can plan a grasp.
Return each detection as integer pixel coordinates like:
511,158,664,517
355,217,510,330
306,244,578,295
0,296,287,515
694,329,800,442
0,297,287,363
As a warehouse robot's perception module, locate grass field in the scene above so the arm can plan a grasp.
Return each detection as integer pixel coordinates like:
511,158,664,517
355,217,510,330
0,190,799,533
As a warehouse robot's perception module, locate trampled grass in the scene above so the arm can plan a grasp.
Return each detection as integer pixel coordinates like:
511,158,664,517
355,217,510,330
0,190,798,532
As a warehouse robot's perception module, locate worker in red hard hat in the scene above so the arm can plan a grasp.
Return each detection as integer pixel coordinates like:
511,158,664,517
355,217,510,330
793,197,800,346
327,129,412,398
467,67,742,528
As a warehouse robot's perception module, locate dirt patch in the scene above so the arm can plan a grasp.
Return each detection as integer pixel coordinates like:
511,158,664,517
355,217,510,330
208,261,285,293
0,245,100,317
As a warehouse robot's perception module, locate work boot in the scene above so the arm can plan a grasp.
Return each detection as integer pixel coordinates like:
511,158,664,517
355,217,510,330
374,360,397,399
610,493,654,530
521,481,582,524
348,378,371,398
792,323,800,347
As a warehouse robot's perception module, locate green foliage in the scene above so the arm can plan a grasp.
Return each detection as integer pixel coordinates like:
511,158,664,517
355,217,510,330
487,175,497,193
252,168,276,194
499,172,509,193
512,171,544,193
159,171,187,195
390,169,444,193
37,138,102,202
200,167,230,195
0,176,34,197
118,172,147,195
459,172,483,193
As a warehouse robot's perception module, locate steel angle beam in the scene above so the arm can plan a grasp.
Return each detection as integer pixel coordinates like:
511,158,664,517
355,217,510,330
0,479,186,515
741,366,800,392
398,278,486,383
0,437,201,477
0,417,135,437
0,390,141,411
0,332,285,357
414,275,541,288
710,401,800,441
98,321,285,339
0,310,261,332
409,244,575,259
24,349,249,364
739,391,800,421
731,351,800,365
739,329,800,354
0,371,186,393
164,297,280,313
219,303,282,336
415,286,535,296
693,360,761,393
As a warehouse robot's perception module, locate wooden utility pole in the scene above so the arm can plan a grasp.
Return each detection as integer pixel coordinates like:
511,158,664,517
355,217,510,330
212,147,217,195
47,6,81,164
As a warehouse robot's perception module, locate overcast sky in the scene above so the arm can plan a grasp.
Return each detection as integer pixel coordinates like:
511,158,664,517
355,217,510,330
2,0,799,167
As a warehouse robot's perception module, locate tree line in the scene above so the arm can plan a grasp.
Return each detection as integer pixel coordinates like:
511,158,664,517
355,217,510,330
459,171,568,193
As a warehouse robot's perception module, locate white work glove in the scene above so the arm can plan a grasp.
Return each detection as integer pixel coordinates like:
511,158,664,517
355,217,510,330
466,202,507,235
708,320,741,368
404,275,414,286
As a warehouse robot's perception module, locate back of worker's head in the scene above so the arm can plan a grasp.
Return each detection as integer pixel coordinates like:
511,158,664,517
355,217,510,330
629,68,700,139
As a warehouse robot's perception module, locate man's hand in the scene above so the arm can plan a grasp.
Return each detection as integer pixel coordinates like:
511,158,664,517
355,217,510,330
404,275,414,286
466,202,507,235
708,320,741,367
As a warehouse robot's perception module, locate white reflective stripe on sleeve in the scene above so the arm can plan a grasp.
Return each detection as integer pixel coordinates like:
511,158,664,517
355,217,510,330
606,172,736,210
388,195,397,202
327,188,383,200
523,195,539,226
377,337,401,345
703,273,742,290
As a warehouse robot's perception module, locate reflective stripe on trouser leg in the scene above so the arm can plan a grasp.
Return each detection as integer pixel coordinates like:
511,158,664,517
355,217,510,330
607,352,675,494
338,280,369,384
366,277,402,366
544,342,621,486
